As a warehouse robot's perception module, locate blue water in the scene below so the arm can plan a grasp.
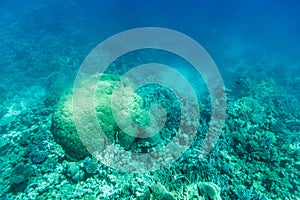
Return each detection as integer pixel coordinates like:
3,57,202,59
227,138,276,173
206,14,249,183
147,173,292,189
0,0,299,199
1,0,299,97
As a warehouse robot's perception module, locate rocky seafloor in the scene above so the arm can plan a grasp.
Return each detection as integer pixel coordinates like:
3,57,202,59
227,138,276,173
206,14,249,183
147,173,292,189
0,67,299,200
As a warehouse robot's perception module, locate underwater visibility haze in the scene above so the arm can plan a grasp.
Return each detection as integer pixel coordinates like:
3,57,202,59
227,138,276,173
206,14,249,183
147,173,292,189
0,0,299,199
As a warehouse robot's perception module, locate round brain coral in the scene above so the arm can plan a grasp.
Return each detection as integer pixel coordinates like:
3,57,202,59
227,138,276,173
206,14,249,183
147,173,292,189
51,74,164,160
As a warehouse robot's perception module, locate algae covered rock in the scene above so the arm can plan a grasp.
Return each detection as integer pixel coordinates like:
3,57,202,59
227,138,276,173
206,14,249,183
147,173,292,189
51,74,165,160
65,162,84,183
199,182,222,200
141,182,176,200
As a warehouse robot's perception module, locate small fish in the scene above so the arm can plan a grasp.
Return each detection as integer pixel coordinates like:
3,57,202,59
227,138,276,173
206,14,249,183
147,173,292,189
197,184,201,196
148,186,153,194
182,187,186,194
235,81,241,85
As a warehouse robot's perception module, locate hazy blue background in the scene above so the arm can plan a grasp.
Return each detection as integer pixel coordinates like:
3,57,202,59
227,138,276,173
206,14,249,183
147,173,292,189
0,0,299,99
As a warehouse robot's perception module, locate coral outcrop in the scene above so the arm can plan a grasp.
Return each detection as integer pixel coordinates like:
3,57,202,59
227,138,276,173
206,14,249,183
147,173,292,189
52,74,143,160
51,74,176,160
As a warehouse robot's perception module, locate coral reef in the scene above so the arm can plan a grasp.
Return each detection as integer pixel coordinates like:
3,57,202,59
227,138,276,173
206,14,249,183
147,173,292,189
1,1,299,199
0,34,299,199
